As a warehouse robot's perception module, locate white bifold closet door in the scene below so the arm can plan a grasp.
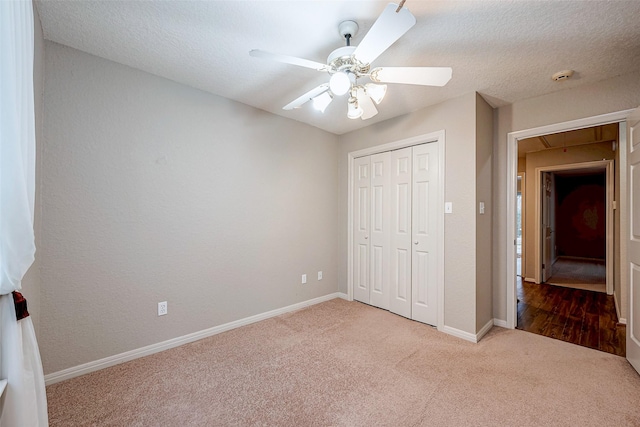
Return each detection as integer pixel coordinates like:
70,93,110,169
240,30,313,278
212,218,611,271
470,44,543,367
369,153,391,310
389,147,412,318
353,143,439,326
410,144,439,325
353,156,371,304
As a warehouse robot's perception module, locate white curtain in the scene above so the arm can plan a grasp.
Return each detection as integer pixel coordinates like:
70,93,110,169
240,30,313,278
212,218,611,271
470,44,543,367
0,0,49,425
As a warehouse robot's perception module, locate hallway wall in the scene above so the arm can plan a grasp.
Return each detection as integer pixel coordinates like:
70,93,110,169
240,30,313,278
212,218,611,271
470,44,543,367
555,173,606,259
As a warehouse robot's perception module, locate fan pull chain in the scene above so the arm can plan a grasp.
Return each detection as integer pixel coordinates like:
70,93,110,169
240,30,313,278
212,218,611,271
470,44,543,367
396,0,407,13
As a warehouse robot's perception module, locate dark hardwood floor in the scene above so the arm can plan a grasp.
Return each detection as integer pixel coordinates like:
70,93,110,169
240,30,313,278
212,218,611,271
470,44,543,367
516,278,626,357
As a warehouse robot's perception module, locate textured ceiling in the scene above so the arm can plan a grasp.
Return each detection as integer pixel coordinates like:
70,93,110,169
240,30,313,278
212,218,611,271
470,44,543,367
36,1,640,135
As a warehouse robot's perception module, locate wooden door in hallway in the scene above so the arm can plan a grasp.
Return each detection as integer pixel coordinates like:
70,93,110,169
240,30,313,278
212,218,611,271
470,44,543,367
541,172,554,283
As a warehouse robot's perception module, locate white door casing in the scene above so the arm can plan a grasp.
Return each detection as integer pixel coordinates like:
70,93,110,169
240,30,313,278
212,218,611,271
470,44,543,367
389,147,412,318
505,110,633,329
626,106,640,374
353,156,370,304
411,143,439,326
369,153,391,310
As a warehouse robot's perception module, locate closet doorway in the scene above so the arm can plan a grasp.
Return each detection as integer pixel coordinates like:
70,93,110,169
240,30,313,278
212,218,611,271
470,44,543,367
347,132,445,329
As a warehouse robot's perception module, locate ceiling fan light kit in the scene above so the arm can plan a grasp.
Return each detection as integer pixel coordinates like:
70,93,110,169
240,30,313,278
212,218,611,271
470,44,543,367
312,91,333,113
347,97,364,119
329,71,352,96
250,2,452,121
365,83,387,105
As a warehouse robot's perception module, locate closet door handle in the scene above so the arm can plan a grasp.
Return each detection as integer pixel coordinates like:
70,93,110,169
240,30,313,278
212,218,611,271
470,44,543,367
414,241,419,245
365,236,368,239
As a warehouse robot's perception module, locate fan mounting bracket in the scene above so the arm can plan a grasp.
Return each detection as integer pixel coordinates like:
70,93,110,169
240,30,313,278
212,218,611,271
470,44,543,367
338,21,359,40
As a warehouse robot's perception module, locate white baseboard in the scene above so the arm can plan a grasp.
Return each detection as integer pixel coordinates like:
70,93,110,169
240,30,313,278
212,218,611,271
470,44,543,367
613,292,627,324
441,325,477,343
336,292,349,300
442,319,499,343
493,318,508,328
476,319,494,341
524,277,536,283
44,292,345,386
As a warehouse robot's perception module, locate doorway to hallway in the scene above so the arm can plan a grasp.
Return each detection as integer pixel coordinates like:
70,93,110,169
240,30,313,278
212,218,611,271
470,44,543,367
513,123,624,355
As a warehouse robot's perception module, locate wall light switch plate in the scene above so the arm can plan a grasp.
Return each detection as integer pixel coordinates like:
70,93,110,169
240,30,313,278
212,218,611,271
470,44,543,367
318,271,323,280
301,274,307,284
445,202,453,214
479,201,485,215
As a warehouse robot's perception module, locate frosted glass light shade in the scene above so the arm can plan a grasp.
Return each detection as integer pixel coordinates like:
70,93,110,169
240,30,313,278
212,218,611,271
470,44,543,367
347,98,363,119
365,83,387,105
312,91,333,113
356,86,378,120
329,72,351,96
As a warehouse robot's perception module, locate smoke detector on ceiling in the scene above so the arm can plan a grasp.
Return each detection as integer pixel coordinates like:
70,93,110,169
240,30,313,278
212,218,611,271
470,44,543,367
552,70,574,81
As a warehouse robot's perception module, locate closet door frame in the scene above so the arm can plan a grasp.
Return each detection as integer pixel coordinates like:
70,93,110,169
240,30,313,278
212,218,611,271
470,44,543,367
347,131,445,331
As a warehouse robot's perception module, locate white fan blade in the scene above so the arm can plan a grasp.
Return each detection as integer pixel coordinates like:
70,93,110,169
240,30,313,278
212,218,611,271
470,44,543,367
250,49,328,71
283,84,330,110
353,3,416,65
370,67,452,86
356,87,378,120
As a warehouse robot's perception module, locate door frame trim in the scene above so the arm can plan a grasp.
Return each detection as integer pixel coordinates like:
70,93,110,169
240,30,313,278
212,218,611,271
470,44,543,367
506,110,634,329
533,160,613,294
347,130,445,331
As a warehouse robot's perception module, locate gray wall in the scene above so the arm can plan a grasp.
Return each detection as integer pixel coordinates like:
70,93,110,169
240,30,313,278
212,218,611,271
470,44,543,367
40,42,339,374
337,93,479,334
492,71,640,323
475,93,493,331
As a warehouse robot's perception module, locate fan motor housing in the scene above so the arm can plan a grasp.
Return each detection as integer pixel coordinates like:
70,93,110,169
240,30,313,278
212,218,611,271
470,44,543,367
327,46,356,67
327,46,370,77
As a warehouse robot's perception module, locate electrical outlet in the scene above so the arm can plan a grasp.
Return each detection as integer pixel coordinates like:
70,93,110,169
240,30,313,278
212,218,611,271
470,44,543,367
318,271,323,280
158,301,167,316
301,274,307,284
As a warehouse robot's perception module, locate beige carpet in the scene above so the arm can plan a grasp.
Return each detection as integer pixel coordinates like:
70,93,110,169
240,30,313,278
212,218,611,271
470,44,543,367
47,299,640,426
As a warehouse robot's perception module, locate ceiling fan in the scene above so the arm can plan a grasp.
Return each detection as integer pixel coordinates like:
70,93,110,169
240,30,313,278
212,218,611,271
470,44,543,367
250,2,452,120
